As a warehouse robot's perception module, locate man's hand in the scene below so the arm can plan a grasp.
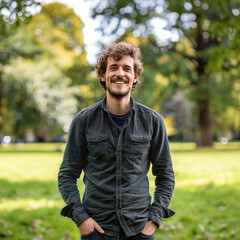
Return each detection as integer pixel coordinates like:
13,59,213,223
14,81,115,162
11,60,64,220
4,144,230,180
141,220,157,235
78,218,104,235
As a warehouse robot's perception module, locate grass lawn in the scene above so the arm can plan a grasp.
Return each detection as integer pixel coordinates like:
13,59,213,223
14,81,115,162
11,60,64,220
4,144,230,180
0,143,240,240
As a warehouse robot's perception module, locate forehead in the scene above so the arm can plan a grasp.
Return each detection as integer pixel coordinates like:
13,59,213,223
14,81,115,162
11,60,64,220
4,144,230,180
107,55,134,68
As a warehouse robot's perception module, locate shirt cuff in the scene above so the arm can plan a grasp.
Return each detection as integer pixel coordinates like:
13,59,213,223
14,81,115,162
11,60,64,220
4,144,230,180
148,204,175,227
60,202,90,227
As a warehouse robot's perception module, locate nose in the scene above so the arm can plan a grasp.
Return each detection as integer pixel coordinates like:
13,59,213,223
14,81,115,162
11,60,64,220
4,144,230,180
116,67,124,77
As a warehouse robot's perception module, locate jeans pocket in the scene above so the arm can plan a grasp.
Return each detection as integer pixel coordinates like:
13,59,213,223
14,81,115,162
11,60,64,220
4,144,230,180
81,229,98,239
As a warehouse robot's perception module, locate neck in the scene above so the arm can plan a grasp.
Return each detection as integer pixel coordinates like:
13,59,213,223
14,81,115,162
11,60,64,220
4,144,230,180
106,92,131,115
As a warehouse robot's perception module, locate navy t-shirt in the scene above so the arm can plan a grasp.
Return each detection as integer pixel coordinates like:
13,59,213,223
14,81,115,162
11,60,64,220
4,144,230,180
110,111,130,133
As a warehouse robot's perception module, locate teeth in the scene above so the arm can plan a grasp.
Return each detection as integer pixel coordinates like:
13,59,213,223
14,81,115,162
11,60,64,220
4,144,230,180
115,81,125,84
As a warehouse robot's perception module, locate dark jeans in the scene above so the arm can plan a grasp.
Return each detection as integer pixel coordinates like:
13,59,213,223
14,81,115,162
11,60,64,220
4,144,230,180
81,230,154,240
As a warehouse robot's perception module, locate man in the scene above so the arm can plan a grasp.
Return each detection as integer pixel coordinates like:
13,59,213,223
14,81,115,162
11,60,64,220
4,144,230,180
58,42,175,240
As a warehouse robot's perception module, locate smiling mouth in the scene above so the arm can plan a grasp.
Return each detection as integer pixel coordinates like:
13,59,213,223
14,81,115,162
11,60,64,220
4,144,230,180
114,81,126,84
111,76,128,85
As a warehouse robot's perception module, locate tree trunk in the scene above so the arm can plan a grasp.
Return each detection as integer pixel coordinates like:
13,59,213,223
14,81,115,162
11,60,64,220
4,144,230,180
197,99,213,147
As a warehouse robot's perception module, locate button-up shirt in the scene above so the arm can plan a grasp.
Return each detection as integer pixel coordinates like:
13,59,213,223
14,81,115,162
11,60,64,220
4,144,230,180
58,97,175,237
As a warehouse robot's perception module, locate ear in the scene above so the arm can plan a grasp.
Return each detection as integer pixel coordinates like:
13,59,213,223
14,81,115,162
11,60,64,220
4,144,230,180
100,73,105,82
133,74,138,84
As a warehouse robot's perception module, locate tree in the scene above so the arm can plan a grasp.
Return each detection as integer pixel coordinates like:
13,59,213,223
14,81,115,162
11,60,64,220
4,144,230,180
3,57,78,140
0,0,41,34
1,2,96,140
161,91,195,141
0,0,41,139
24,2,87,81
89,0,240,146
24,2,101,109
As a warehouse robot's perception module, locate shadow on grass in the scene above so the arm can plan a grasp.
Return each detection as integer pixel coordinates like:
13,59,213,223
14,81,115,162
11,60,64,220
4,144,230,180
159,182,240,240
0,179,80,240
0,179,59,200
1,178,240,240
0,206,79,240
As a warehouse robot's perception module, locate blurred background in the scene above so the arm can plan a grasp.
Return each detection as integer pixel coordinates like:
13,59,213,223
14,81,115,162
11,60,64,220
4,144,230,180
0,0,240,239
0,0,239,147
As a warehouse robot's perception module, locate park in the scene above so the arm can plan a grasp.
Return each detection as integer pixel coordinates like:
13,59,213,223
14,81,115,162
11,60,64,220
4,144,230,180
0,143,240,239
0,0,240,239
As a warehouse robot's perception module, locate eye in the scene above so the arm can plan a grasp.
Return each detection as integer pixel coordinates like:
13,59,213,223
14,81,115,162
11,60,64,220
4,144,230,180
109,66,118,71
124,66,131,71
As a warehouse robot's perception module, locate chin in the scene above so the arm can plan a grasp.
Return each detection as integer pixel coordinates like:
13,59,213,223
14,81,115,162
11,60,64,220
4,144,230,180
108,91,130,99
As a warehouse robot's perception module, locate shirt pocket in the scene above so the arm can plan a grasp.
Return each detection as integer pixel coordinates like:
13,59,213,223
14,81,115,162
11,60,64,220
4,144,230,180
86,134,108,159
123,134,151,176
129,134,151,159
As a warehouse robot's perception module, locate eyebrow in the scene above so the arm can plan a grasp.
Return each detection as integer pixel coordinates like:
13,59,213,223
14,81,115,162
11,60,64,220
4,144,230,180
108,64,118,68
108,64,132,68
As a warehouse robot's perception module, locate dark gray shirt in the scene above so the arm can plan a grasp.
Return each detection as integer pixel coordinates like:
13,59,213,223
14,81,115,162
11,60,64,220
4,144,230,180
58,97,175,237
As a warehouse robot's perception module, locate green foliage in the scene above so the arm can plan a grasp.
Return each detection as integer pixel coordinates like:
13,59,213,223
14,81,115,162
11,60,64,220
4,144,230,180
0,0,41,34
0,27,43,66
0,2,43,139
0,2,100,140
0,144,240,239
24,2,87,74
90,0,240,145
3,57,78,138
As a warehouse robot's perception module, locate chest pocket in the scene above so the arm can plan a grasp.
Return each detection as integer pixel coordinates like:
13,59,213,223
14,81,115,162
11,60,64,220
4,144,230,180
122,134,151,177
129,134,151,159
87,135,108,159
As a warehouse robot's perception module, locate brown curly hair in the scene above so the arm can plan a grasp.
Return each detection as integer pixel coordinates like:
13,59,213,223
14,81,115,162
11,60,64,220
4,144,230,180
95,42,143,90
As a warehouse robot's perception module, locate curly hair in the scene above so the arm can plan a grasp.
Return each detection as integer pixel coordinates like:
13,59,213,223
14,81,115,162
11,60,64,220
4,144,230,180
95,42,143,90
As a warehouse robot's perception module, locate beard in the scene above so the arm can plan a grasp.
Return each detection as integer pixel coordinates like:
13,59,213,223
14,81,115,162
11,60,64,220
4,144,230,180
106,76,131,99
107,87,130,99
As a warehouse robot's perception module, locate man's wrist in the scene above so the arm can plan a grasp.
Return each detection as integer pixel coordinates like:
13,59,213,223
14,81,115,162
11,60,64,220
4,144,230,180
149,219,159,229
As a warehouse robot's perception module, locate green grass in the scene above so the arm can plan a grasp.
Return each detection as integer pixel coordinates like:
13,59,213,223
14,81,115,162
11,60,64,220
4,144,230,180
162,151,240,240
0,144,240,239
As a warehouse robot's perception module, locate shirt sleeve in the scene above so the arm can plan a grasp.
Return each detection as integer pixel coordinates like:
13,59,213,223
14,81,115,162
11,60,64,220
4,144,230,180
58,112,90,227
148,113,175,227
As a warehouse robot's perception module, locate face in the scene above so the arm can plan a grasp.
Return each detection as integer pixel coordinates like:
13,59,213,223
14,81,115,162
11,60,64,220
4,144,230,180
100,55,138,99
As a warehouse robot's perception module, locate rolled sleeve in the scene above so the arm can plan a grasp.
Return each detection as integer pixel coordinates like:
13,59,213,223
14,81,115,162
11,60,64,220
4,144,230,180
148,203,175,227
58,111,89,226
149,113,175,226
60,203,90,226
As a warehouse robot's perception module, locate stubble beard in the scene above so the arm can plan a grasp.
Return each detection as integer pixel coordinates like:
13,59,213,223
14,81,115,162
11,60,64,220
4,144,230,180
107,88,130,99
106,77,131,99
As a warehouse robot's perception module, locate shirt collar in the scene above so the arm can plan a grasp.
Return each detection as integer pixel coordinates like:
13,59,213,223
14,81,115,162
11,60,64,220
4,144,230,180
101,96,136,115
